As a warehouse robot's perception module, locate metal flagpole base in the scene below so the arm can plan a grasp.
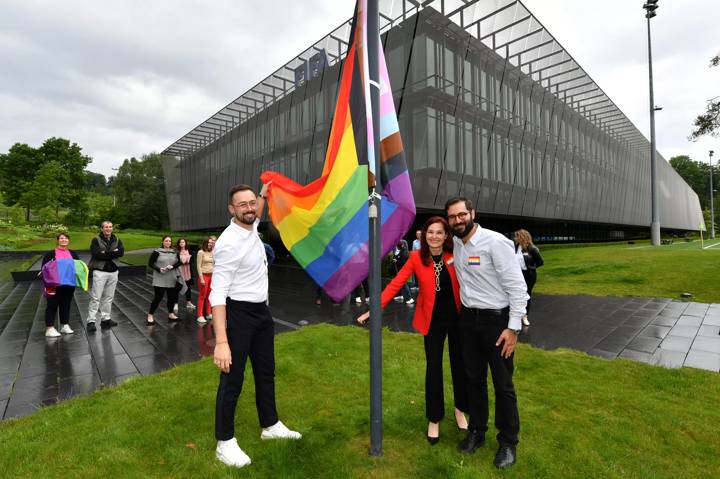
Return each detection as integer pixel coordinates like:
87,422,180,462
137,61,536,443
651,221,661,246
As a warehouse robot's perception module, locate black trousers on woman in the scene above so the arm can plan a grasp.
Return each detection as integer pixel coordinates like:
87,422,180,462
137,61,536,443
148,286,179,314
423,314,468,423
45,286,75,327
521,269,537,312
175,277,194,302
215,300,279,441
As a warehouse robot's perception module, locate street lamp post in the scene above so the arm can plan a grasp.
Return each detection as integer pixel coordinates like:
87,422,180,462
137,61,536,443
644,0,661,246
711,150,715,239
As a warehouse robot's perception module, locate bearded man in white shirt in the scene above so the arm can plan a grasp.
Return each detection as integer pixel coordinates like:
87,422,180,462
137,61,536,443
210,183,301,469
445,196,528,469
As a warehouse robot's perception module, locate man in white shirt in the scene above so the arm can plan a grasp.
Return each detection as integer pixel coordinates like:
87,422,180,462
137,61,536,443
211,184,301,469
445,196,528,469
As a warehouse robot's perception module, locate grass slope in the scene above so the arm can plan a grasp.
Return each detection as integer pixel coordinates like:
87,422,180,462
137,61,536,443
1,324,718,478
536,240,720,302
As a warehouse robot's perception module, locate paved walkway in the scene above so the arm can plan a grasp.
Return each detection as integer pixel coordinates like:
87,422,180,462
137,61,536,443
0,265,718,420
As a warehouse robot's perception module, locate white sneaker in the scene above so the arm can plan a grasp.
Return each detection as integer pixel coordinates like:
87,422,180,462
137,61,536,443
260,420,302,440
355,296,362,304
45,327,61,338
173,303,179,314
60,324,74,334
394,295,403,302
187,302,196,310
522,316,531,326
215,438,251,468
207,314,213,320
405,298,415,305
197,316,207,324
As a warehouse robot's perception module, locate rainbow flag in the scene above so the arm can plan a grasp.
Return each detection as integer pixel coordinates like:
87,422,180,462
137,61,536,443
261,0,415,302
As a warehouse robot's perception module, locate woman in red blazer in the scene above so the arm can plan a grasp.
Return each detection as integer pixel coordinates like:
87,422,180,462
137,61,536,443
358,216,468,444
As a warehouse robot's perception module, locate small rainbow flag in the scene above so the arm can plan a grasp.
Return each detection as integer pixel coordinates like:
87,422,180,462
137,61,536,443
261,0,415,302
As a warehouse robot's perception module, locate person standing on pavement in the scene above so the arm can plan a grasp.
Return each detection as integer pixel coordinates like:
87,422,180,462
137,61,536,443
41,232,80,337
445,197,528,469
196,237,215,324
176,238,196,312
146,235,181,325
211,183,301,469
512,229,543,327
87,221,123,332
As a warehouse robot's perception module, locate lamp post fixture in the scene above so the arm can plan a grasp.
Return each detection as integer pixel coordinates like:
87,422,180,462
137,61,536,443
711,150,715,239
644,0,661,246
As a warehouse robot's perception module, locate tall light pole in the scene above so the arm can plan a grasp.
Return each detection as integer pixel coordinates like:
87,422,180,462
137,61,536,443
644,0,661,246
711,150,715,239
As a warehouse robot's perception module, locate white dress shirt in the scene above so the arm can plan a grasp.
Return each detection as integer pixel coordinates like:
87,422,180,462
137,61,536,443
453,224,529,330
209,218,268,306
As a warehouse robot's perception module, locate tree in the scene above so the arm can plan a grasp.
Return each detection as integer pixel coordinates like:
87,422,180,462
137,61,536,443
109,153,168,229
20,161,66,221
38,137,91,211
85,171,108,194
0,143,44,220
689,53,720,140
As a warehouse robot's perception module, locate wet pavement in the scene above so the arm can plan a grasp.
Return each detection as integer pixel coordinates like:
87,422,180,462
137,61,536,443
0,264,718,420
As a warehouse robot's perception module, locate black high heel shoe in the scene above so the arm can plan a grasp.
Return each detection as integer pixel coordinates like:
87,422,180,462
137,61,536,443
426,435,439,445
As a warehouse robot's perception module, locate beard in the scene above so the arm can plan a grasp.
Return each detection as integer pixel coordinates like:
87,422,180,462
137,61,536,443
452,221,474,238
236,211,256,225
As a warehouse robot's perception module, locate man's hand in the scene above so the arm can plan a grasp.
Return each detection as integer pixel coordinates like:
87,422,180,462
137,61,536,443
495,329,518,359
214,342,232,373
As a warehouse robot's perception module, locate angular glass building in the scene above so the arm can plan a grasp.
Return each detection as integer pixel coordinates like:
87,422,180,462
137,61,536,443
162,0,702,241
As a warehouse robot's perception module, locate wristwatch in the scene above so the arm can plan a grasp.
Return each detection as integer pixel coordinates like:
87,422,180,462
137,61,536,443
509,328,521,335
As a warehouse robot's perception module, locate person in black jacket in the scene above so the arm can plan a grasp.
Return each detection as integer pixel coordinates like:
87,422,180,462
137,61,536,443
513,229,544,327
42,232,80,338
392,239,414,305
86,221,124,332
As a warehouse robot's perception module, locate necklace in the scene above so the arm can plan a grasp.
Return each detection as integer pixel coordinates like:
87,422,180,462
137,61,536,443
433,256,443,291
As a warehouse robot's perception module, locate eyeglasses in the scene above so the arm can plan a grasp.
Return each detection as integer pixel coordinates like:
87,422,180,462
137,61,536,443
447,211,470,222
233,200,257,209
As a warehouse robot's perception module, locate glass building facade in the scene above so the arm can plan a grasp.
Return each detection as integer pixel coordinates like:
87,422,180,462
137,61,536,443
163,0,701,241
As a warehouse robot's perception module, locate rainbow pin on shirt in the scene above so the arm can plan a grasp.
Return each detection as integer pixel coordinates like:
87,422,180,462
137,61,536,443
468,256,481,265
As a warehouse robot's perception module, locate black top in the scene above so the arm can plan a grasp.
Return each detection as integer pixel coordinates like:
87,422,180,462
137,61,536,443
430,254,457,322
89,234,124,272
515,244,544,269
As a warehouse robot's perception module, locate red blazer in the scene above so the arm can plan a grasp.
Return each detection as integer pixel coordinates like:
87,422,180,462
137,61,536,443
380,250,461,335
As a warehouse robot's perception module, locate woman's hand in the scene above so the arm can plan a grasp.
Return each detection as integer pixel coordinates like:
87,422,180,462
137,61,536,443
356,311,370,325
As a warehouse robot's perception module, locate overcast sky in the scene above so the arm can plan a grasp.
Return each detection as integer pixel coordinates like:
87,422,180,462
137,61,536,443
1,0,717,178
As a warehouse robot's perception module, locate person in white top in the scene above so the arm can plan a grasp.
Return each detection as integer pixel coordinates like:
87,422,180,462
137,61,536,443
210,183,301,469
445,196,528,470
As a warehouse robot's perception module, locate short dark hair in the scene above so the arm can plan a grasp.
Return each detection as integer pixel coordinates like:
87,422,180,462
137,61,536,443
228,184,256,204
160,235,173,247
56,232,70,240
444,196,474,213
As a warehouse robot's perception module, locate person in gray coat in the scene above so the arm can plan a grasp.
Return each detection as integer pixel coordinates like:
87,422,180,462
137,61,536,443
147,236,183,325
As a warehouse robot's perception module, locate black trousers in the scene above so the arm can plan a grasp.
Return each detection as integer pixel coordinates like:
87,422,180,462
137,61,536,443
215,300,278,441
460,307,520,446
522,269,537,312
148,286,179,314
423,314,468,422
45,286,75,327
176,277,193,302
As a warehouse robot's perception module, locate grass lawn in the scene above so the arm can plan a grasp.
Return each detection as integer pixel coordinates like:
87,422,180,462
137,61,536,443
536,239,720,303
0,324,718,478
0,227,218,252
0,256,39,281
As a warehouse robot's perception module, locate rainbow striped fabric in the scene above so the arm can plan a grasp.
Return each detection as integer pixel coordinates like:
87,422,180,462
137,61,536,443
261,0,415,302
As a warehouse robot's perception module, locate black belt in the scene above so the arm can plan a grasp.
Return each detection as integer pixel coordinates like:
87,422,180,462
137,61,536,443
462,306,509,316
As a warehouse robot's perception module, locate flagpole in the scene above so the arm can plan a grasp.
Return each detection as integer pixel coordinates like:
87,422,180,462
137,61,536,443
367,0,383,457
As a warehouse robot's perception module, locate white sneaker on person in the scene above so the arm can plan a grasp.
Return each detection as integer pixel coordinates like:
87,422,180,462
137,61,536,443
173,303,179,314
60,324,74,334
197,316,207,324
405,298,415,305
45,327,61,338
207,314,213,320
522,316,531,326
260,420,302,440
215,438,251,468
355,296,362,304
187,302,196,310
394,295,403,302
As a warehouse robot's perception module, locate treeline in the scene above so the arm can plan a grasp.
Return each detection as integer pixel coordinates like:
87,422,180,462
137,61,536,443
0,137,169,229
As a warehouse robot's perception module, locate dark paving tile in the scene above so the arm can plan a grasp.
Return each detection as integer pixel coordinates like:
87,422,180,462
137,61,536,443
122,340,160,358
586,348,618,359
94,354,139,382
0,399,7,417
58,354,96,379
592,339,627,354
659,336,694,353
651,350,687,368
690,336,720,354
683,351,720,372
59,373,102,399
626,336,662,354
3,402,37,419
666,326,699,339
640,325,672,339
702,316,720,327
133,353,173,375
619,349,653,363
651,316,679,327
111,372,141,385
622,316,654,328
676,315,703,327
